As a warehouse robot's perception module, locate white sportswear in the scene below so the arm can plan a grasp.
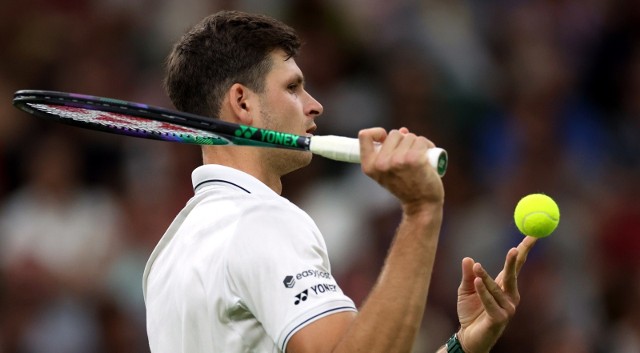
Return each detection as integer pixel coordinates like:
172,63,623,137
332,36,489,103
143,164,357,353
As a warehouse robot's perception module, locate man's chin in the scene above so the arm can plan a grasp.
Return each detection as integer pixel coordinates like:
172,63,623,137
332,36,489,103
293,150,313,167
280,150,313,175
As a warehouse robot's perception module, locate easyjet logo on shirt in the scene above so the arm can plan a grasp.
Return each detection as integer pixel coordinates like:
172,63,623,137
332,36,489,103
295,269,331,280
283,270,331,290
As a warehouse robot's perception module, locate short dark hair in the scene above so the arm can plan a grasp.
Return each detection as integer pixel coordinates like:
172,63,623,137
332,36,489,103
164,10,301,118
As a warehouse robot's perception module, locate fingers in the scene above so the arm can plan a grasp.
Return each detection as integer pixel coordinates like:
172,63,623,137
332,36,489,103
514,236,537,274
358,127,436,166
497,236,537,299
358,127,387,162
473,263,516,320
376,129,413,164
500,248,520,296
496,235,537,284
468,237,536,317
373,129,434,170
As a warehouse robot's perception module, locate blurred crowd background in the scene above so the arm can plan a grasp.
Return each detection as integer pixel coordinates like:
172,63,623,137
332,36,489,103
1,0,639,352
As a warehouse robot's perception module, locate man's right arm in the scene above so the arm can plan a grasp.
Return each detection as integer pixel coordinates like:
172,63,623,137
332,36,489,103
288,127,444,353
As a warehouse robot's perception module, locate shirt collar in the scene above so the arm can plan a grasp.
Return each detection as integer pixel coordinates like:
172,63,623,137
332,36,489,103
191,164,280,198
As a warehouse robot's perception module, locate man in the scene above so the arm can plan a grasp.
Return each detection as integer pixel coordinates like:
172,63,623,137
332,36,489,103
143,10,536,353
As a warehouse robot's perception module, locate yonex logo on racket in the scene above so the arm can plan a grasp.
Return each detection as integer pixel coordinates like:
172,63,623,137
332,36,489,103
235,125,300,147
259,130,299,147
235,125,258,138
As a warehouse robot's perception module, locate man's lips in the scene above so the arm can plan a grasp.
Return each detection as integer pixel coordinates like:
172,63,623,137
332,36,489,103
305,125,317,135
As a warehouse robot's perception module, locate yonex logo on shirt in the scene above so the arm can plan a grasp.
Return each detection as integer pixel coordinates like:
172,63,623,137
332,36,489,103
294,290,308,305
310,283,337,294
292,284,338,305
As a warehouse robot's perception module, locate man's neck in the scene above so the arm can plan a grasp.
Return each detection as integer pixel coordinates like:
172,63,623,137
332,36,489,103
201,146,283,195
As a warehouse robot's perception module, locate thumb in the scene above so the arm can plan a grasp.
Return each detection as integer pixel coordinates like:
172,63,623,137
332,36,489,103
459,257,477,294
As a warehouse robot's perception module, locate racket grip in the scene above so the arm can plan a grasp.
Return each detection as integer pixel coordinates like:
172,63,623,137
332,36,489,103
309,135,448,177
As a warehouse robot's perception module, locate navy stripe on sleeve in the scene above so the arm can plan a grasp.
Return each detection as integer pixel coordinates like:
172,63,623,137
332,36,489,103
281,306,356,352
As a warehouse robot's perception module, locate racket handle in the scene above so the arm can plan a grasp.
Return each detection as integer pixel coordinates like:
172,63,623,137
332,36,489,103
309,135,448,177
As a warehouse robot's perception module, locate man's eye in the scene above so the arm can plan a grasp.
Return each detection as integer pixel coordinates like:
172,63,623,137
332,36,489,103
288,84,298,91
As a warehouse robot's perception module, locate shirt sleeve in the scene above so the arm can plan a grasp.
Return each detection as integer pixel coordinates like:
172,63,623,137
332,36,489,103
226,199,357,352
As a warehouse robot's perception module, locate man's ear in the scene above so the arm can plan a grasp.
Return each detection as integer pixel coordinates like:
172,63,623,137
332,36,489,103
227,83,254,125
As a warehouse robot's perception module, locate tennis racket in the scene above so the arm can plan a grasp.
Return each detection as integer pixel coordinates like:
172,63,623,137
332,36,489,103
12,90,448,177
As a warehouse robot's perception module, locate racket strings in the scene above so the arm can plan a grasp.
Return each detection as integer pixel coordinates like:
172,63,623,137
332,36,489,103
28,103,228,145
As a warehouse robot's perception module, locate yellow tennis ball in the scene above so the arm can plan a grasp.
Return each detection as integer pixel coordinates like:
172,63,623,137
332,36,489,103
514,193,560,238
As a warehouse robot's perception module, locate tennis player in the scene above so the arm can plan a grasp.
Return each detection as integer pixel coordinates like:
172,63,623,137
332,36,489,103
143,10,536,353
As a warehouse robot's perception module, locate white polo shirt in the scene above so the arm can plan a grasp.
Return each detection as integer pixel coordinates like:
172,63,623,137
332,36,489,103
143,164,357,353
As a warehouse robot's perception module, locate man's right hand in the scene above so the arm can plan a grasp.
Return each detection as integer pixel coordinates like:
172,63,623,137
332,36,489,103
358,127,445,215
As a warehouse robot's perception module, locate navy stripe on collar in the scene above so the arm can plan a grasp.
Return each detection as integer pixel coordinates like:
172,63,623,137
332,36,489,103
194,179,251,194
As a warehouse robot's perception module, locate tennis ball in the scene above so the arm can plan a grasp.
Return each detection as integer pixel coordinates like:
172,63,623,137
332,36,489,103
513,193,560,238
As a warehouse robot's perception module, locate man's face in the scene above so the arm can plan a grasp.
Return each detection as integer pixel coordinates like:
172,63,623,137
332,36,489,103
253,50,323,174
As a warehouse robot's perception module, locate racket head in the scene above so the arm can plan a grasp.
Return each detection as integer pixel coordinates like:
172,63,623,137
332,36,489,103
13,90,249,146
